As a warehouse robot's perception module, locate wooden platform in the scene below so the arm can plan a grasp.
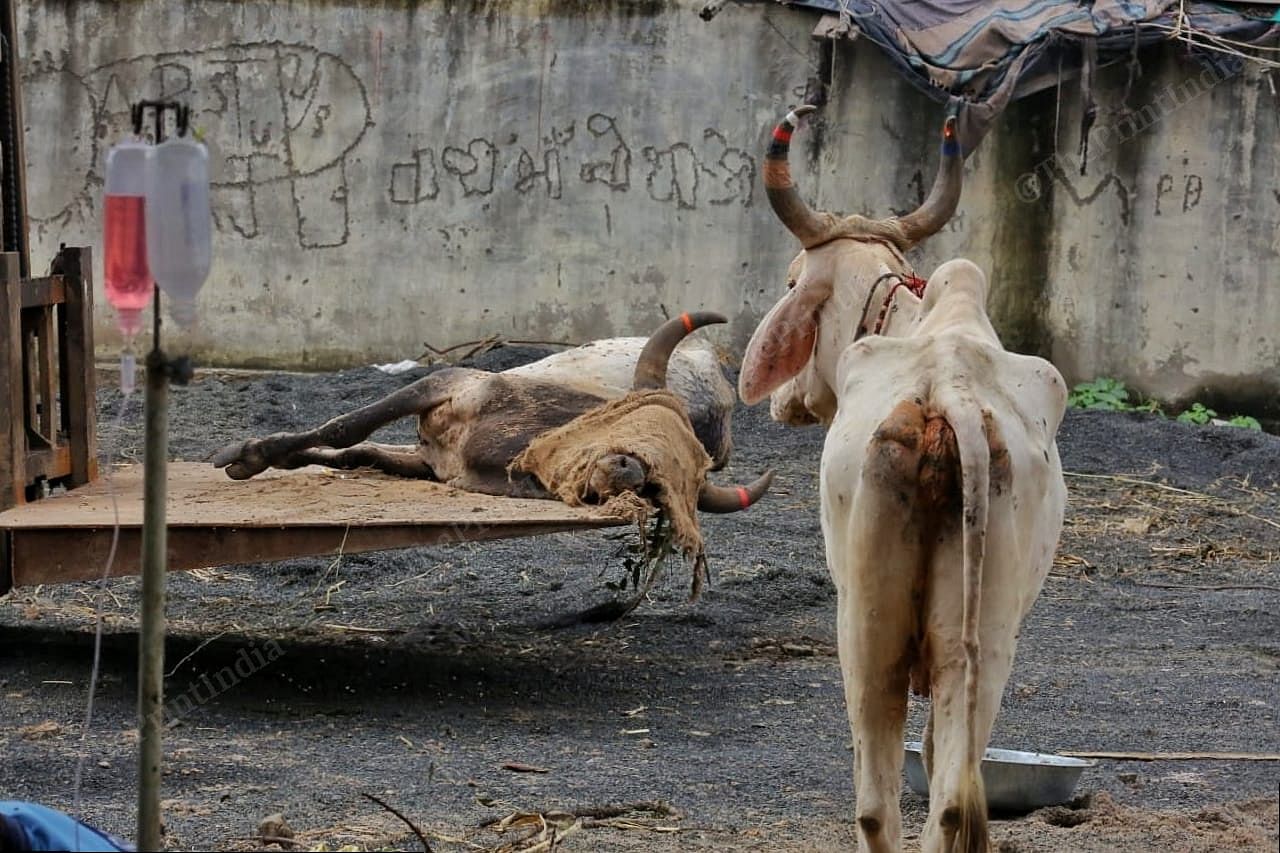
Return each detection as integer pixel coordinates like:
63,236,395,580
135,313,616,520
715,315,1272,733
0,462,630,592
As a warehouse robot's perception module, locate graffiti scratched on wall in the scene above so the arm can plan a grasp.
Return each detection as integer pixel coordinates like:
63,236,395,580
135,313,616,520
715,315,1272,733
388,112,756,210
26,42,373,249
27,40,760,255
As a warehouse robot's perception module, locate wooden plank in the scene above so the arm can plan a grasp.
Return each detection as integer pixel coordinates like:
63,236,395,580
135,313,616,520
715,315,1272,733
59,247,95,486
57,295,70,438
20,275,65,308
9,519,621,587
1061,751,1280,762
0,463,631,588
22,445,71,481
20,310,38,444
0,528,11,594
0,463,629,529
0,253,21,508
34,304,57,444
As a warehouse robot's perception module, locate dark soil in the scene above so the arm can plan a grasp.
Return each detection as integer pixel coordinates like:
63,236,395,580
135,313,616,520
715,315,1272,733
2,349,1277,851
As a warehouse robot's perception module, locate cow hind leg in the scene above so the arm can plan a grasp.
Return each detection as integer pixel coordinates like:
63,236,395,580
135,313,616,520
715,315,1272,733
919,534,1020,853
838,582,915,853
276,443,435,478
825,404,930,853
921,659,991,853
211,370,461,479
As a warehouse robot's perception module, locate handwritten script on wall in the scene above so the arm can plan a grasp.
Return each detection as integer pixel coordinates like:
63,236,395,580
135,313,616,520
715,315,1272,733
27,42,758,253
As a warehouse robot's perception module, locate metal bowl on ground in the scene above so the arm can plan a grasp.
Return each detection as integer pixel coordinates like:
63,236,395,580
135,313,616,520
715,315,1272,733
902,741,1094,812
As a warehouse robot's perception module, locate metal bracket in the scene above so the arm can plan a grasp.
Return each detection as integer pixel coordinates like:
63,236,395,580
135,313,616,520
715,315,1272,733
812,13,859,42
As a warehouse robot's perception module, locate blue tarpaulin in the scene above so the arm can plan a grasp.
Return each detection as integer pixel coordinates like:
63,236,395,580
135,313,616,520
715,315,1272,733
777,1,1278,149
783,1,1277,97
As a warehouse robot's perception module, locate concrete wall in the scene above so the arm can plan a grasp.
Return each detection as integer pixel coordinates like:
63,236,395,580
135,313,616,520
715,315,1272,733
806,40,1279,418
19,1,1280,416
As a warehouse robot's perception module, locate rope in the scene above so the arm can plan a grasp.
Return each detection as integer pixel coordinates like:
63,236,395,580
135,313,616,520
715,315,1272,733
853,272,900,341
1168,0,1189,44
837,0,876,30
858,271,928,339
1145,20,1280,70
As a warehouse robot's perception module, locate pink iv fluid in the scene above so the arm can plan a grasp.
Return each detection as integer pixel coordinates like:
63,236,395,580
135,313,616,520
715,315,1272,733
103,195,152,333
103,139,154,338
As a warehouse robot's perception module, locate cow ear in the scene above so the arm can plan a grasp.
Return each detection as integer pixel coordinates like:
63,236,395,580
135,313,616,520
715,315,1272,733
739,282,831,405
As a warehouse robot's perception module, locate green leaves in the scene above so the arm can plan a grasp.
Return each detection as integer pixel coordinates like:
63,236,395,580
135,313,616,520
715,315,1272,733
1226,415,1262,431
1175,402,1216,425
1069,378,1263,431
1067,377,1137,412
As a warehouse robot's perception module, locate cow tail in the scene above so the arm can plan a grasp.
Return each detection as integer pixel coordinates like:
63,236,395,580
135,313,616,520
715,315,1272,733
940,392,990,852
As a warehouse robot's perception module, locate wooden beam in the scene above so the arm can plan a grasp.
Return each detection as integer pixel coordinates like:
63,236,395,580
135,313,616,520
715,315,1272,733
58,247,96,486
34,304,57,445
20,275,65,308
8,519,623,587
1062,751,1280,762
20,310,40,446
22,445,71,481
0,529,11,595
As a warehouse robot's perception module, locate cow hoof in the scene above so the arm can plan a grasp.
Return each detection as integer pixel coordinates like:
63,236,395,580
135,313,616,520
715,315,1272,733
857,815,882,836
211,440,270,479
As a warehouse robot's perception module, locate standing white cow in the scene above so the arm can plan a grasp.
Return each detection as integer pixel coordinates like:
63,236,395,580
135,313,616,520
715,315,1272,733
741,109,1068,853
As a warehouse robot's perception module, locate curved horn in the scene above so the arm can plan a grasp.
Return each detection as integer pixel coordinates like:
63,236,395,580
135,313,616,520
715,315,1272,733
764,105,830,248
697,469,775,514
633,311,727,390
896,115,964,245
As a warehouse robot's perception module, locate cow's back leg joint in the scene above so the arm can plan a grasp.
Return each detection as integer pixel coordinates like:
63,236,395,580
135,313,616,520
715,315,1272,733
212,371,460,479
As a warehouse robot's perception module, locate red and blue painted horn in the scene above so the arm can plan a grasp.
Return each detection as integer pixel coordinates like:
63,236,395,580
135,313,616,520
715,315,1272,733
765,106,814,162
762,105,831,248
941,114,961,158
897,113,965,244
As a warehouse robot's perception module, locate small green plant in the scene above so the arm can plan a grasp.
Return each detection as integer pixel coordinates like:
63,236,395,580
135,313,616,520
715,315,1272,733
1067,377,1131,411
1067,377,1164,414
1176,402,1216,425
1069,377,1264,432
1174,407,1263,429
1226,414,1262,431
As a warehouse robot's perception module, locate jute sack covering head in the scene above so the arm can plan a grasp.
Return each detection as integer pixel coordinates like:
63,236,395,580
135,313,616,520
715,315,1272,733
511,388,711,562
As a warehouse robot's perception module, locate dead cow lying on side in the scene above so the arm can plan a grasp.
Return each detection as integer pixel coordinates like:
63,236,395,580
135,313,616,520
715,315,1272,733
213,313,772,529
741,108,1067,853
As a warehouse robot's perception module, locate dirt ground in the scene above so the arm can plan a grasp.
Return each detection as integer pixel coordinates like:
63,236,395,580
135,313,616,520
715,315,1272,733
1,349,1278,851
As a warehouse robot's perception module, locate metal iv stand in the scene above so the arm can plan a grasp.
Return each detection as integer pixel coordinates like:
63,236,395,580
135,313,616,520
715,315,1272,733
131,99,194,853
